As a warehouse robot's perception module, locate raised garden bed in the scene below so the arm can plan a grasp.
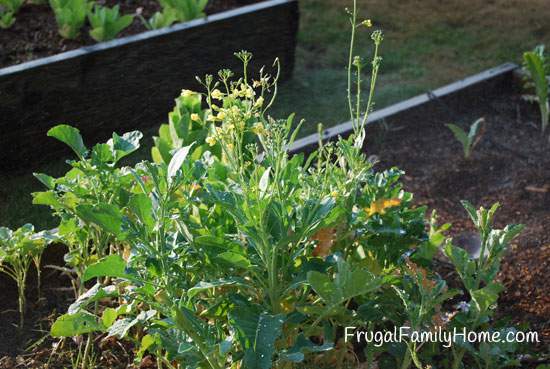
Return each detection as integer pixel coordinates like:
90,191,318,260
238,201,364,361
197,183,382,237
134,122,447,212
1,63,549,368
0,0,298,171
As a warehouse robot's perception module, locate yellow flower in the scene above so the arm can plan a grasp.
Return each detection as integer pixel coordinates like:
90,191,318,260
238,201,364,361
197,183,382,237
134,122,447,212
206,114,216,122
217,111,226,120
362,19,372,27
211,89,223,100
181,89,195,97
244,87,254,99
254,96,264,108
205,136,217,146
252,122,265,135
330,191,338,198
227,143,234,150
365,198,401,216
190,113,200,122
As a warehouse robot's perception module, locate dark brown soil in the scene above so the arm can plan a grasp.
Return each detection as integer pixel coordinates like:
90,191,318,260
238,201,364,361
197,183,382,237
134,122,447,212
365,88,550,349
0,0,258,69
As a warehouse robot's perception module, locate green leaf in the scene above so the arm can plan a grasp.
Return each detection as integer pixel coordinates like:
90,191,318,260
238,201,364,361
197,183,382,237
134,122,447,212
280,334,333,363
76,203,125,238
68,283,117,314
32,191,61,208
446,123,470,158
91,143,114,164
461,200,478,225
307,259,382,308
136,334,157,361
129,194,155,231
82,254,127,282
242,313,285,369
33,173,56,190
216,251,251,269
188,278,247,298
258,166,270,197
471,283,503,313
108,131,143,163
51,311,104,337
107,309,156,338
167,143,194,183
47,124,88,159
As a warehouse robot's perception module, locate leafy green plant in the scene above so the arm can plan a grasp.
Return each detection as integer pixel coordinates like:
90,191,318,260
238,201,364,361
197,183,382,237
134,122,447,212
87,4,134,42
0,225,57,328
0,0,23,28
151,87,209,164
33,125,143,296
522,45,550,136
446,117,485,159
49,0,91,39
139,7,177,30
444,201,523,369
158,0,207,22
0,9,15,28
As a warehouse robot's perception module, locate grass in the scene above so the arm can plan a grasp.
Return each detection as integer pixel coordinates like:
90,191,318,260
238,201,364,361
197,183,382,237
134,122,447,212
1,0,550,229
270,0,550,134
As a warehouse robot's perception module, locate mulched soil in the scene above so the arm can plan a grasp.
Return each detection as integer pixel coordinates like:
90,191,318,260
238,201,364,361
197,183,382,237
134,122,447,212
0,0,258,69
365,85,550,350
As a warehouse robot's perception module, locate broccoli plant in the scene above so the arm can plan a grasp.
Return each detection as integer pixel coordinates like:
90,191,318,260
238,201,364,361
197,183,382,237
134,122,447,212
87,4,134,42
151,88,210,164
0,225,57,328
522,45,550,136
32,125,142,295
49,0,91,39
446,117,485,159
444,202,523,369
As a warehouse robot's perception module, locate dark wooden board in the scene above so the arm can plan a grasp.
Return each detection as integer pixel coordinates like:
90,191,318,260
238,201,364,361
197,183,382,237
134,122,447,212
0,0,298,171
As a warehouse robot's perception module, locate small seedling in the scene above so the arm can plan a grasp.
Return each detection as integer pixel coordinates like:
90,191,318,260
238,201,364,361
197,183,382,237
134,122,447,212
49,0,91,39
522,45,550,136
446,117,485,159
0,225,56,328
87,4,134,42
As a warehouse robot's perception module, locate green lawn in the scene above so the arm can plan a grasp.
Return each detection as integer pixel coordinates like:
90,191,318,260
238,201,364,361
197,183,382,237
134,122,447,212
2,0,550,229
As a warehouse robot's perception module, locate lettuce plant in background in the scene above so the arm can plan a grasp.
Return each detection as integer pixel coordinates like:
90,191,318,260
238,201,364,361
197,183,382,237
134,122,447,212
49,0,92,39
158,0,207,22
87,4,134,42
0,0,22,28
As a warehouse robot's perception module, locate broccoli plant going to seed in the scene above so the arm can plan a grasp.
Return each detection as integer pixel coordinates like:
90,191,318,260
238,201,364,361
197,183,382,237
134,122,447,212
446,117,485,159
49,0,91,39
522,45,550,136
87,4,134,42
0,225,57,328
